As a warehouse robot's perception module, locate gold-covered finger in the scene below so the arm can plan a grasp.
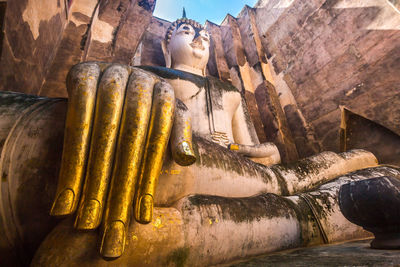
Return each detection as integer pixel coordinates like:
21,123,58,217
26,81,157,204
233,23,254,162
101,69,155,258
100,220,126,259
75,64,129,230
135,80,175,224
50,63,101,216
171,99,196,166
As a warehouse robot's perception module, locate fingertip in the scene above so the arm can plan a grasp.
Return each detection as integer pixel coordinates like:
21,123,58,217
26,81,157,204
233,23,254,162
50,189,75,216
181,154,197,166
100,221,126,259
74,199,102,230
174,141,196,166
137,194,153,224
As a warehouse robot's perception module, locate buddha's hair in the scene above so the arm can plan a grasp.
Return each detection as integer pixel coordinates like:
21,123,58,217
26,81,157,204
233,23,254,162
165,18,207,44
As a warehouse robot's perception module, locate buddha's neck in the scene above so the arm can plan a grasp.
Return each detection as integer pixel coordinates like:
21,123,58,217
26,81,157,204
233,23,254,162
172,63,204,76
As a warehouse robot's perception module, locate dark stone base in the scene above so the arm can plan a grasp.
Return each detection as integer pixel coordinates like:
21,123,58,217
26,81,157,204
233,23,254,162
339,176,400,250
229,239,400,267
369,232,400,249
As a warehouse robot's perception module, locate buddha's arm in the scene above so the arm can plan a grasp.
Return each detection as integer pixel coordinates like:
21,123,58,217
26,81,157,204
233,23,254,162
231,97,281,165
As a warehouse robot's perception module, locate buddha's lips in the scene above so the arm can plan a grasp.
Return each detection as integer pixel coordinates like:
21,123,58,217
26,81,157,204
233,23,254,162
190,42,204,50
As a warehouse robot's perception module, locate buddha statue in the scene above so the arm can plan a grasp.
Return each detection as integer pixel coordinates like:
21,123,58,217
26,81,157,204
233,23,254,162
0,14,398,266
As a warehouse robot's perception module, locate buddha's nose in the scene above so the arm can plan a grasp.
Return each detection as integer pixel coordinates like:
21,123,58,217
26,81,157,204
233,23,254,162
191,31,204,49
193,31,201,43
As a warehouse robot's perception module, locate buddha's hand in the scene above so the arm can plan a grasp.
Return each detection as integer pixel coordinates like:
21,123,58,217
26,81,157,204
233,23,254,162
49,62,196,258
228,142,281,165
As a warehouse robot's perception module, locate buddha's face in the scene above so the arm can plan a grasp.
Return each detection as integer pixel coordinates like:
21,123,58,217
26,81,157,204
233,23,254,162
168,23,210,71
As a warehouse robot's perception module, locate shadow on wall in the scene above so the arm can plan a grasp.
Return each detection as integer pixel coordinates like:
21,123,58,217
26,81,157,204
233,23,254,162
340,108,400,166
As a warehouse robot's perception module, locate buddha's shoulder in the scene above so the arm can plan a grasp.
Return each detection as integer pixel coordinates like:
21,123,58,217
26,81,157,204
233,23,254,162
138,66,206,88
137,66,240,94
206,75,240,94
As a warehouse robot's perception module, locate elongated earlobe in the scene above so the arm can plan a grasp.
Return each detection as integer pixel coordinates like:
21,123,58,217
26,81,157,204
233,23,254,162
161,40,171,68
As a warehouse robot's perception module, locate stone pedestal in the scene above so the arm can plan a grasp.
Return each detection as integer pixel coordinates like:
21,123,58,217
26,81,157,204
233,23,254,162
339,176,400,249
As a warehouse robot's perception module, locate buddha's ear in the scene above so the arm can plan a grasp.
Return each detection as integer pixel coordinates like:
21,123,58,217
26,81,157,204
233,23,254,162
161,40,171,68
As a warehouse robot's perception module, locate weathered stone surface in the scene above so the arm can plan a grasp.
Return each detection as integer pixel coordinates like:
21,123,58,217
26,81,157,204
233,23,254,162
244,90,268,143
205,21,231,81
237,6,259,67
220,16,239,70
311,109,342,152
217,14,273,145
140,16,170,67
85,0,155,64
221,15,246,68
255,81,298,162
0,0,67,95
206,26,219,78
284,104,320,158
236,4,319,158
244,6,269,67
0,2,6,57
0,0,155,98
39,0,98,97
112,0,155,64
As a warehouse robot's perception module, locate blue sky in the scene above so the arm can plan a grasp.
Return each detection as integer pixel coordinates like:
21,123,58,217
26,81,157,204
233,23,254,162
153,0,259,25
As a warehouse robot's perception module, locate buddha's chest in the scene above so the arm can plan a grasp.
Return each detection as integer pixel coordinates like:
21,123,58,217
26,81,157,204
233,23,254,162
166,78,240,144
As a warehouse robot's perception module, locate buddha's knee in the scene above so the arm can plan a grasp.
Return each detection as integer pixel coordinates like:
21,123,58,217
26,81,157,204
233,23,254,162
32,208,186,266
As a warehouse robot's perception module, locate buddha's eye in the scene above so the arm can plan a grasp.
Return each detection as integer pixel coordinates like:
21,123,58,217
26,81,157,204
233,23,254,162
180,25,192,35
183,26,191,32
200,33,209,42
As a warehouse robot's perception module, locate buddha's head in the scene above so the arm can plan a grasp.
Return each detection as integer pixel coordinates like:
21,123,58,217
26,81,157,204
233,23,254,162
162,15,210,76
